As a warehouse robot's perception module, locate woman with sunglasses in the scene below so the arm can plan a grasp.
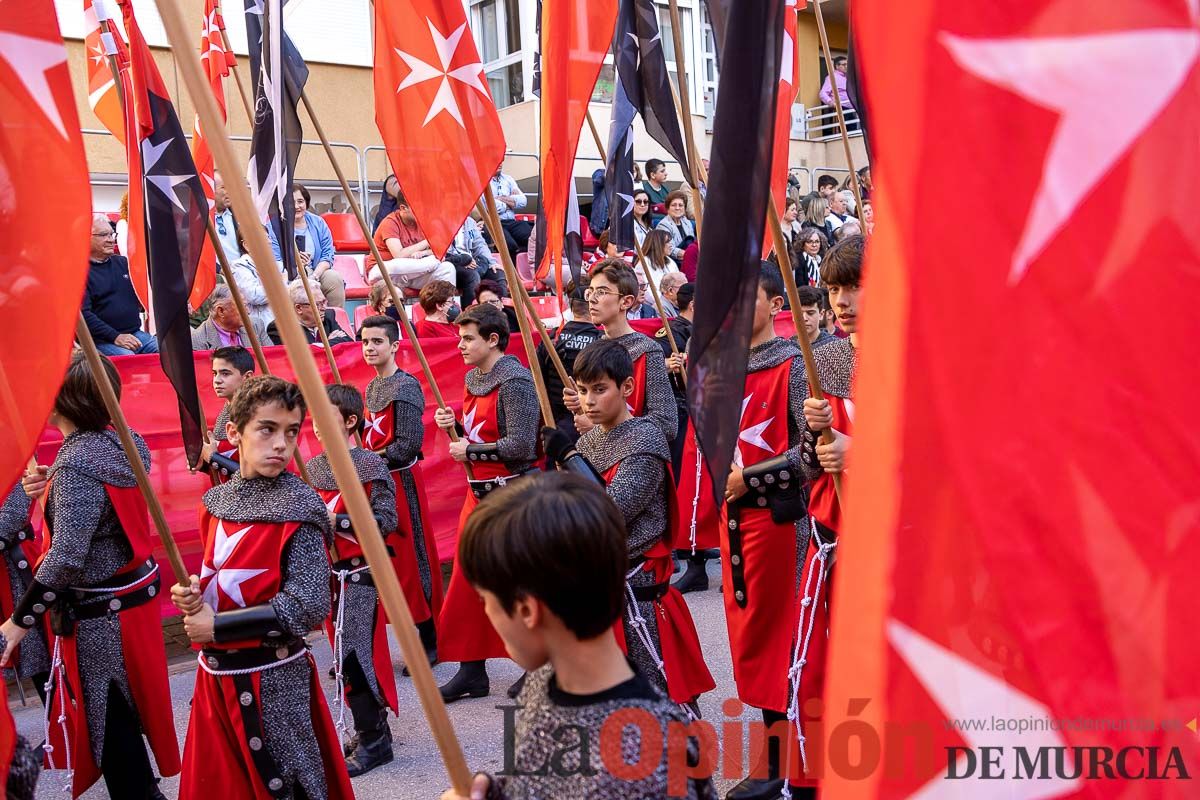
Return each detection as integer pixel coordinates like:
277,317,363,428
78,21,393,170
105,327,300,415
632,189,654,248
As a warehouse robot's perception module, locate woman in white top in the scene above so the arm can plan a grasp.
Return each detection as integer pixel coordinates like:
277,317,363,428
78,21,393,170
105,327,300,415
654,190,696,265
632,189,654,248
781,197,803,247
228,227,282,331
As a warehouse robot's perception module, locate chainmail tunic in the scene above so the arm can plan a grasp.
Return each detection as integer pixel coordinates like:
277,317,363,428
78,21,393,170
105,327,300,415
793,336,857,484
366,369,436,603
38,429,149,761
212,401,231,442
306,449,396,705
0,486,49,679
493,663,716,799
611,332,678,443
576,418,674,699
466,355,539,472
203,473,334,800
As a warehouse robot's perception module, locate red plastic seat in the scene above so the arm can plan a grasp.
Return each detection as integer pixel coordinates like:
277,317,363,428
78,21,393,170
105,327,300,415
323,213,369,252
333,255,369,300
579,215,599,249
353,303,370,331
513,251,537,292
331,305,353,336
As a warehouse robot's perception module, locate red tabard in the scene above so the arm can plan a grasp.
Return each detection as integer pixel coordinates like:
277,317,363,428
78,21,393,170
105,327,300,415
807,394,853,534
362,404,395,452
718,358,802,713
181,510,353,800
672,422,719,550
317,486,400,715
41,485,180,798
605,463,714,704
627,352,648,416
437,387,510,661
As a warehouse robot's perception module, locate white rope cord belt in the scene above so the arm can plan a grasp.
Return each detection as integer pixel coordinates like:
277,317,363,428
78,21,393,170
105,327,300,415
781,517,837,799
688,433,703,554
42,637,73,786
330,563,370,738
623,565,698,722
196,646,309,676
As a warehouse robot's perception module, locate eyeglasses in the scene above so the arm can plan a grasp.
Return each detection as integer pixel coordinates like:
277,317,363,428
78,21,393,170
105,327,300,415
583,287,619,301
91,231,117,239
482,297,503,306
295,300,327,310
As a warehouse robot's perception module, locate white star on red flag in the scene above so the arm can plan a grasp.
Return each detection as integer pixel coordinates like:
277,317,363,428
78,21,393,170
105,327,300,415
0,30,70,139
394,19,488,128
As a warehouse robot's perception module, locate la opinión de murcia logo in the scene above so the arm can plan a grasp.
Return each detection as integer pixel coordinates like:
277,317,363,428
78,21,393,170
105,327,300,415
947,746,1191,781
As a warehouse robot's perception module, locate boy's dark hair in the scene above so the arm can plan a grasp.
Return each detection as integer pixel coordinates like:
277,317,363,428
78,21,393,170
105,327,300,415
645,158,665,176
796,285,823,308
573,339,634,386
476,279,507,300
590,259,639,299
676,282,695,312
817,174,839,190
326,383,364,433
757,261,786,300
455,303,510,351
459,472,628,639
833,55,848,68
566,278,590,316
817,286,832,312
361,314,400,344
821,233,865,287
228,375,306,432
212,346,255,375
55,351,120,431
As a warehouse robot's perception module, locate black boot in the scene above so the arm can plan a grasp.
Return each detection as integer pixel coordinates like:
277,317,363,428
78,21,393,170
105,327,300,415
506,671,527,699
344,691,394,778
673,552,709,594
403,619,440,676
726,708,786,800
146,780,168,800
439,660,489,702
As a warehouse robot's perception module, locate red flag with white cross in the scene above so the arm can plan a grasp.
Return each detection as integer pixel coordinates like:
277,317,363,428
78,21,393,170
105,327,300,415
372,0,506,257
822,0,1200,797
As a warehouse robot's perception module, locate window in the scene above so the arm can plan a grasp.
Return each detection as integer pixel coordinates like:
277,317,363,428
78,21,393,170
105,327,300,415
470,0,524,109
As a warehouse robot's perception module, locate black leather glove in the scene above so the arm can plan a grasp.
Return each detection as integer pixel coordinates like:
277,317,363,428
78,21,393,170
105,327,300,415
541,426,604,484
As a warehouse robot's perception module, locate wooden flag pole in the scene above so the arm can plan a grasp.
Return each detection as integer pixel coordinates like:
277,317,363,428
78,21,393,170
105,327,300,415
474,202,575,393
766,202,843,503
481,190,556,427
292,91,471,478
812,0,867,232
75,317,190,584
292,253,345,384
666,0,705,237
585,109,608,164
152,1,473,791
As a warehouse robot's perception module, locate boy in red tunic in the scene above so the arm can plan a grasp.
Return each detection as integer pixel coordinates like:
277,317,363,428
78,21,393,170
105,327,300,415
720,264,814,800
3,353,179,799
310,384,399,777
433,303,539,702
171,376,353,800
556,339,714,711
563,259,677,443
200,345,255,483
360,314,442,665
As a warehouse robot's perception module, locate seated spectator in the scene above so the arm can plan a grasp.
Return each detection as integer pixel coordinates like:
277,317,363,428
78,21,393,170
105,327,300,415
364,187,456,289
681,242,700,282
654,191,696,266
525,225,577,289
834,220,863,241
211,170,240,264
270,184,345,307
626,270,658,321
642,158,670,211
372,174,401,233
229,227,278,332
475,279,519,334
826,190,852,235
631,189,654,248
84,214,157,357
367,281,395,318
847,165,872,200
641,230,674,288
860,199,875,235
191,284,273,350
453,217,506,303
781,197,803,247
116,191,129,257
413,280,460,339
837,188,858,219
658,271,687,317
489,165,531,257
267,278,353,346
790,225,827,286
816,174,840,200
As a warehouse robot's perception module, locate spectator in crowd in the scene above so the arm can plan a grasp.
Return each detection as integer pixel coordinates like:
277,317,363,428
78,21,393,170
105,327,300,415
372,174,402,233
655,191,696,266
816,174,840,200
626,270,659,321
826,190,852,235
681,243,700,282
801,191,829,232
267,278,353,346
834,220,863,241
658,271,687,317
212,170,240,264
797,285,838,350
367,281,395,318
641,229,674,284
844,165,872,201
631,189,655,247
537,283,603,442
454,217,507,301
488,164,531,257
837,188,858,219
860,199,875,235
781,196,803,247
228,226,277,332
819,286,843,337
83,214,157,357
475,279,520,334
819,55,854,114
413,280,460,339
191,284,273,350
269,184,345,308
116,192,129,257
364,187,457,290
791,225,827,286
642,158,670,210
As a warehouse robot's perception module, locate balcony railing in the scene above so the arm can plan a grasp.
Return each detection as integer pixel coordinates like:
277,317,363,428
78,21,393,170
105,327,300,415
802,104,863,141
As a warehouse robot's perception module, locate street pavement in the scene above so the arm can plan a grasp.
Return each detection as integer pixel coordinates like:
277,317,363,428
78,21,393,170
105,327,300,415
20,560,760,798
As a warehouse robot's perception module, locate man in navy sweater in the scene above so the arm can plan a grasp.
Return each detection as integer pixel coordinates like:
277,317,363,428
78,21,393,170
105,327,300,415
83,214,157,356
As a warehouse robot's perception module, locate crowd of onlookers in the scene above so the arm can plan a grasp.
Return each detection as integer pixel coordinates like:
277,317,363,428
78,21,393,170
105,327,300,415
81,159,867,357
